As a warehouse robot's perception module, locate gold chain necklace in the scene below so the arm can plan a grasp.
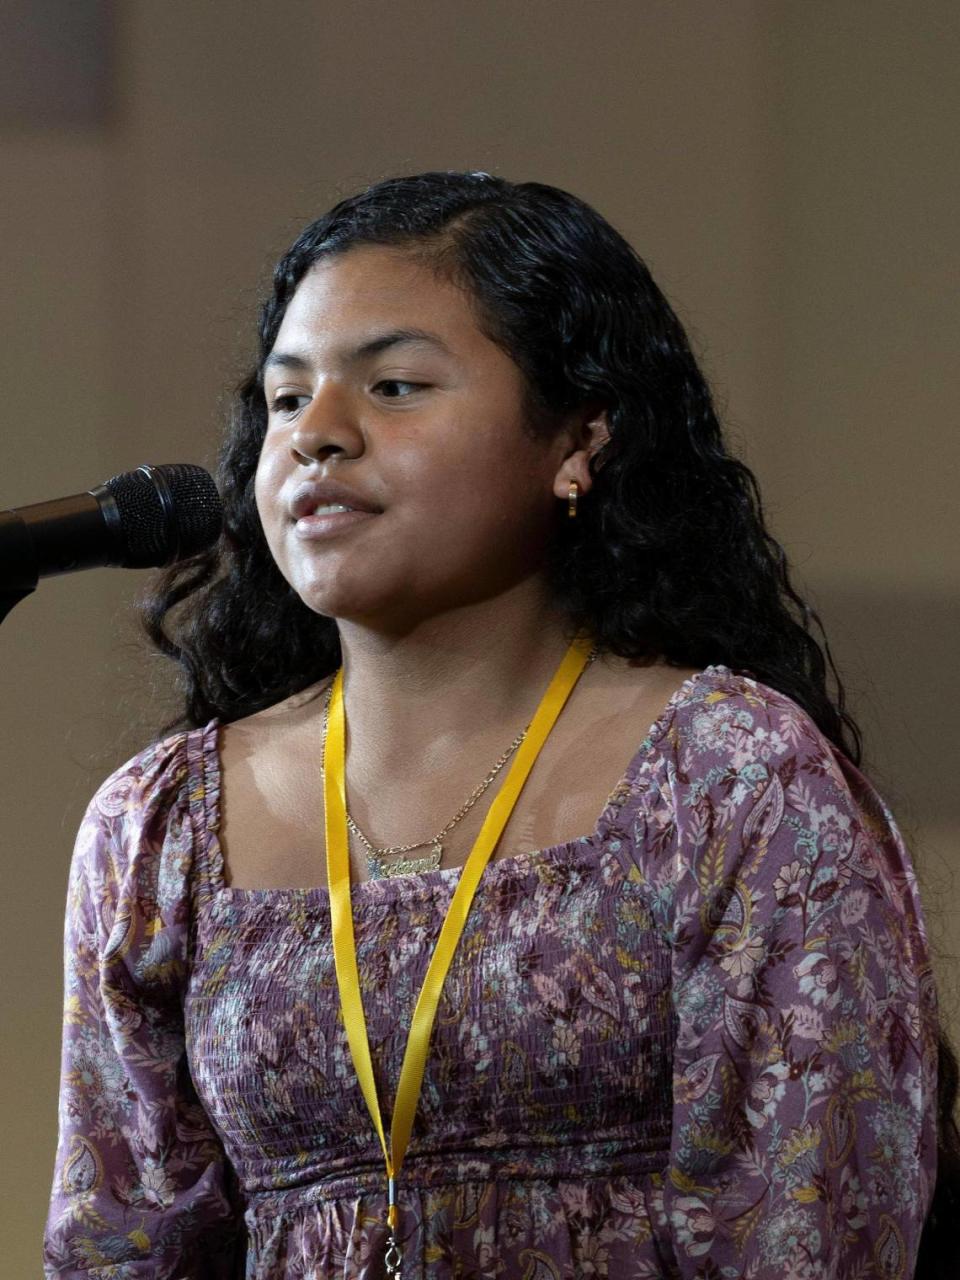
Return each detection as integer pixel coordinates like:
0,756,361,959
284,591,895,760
319,645,597,880
320,686,525,879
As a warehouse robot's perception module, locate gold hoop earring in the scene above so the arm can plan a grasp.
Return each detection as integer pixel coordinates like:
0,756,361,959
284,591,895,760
567,481,579,519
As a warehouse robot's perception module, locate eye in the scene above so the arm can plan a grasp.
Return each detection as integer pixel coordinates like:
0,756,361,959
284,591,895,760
372,379,426,398
269,393,310,416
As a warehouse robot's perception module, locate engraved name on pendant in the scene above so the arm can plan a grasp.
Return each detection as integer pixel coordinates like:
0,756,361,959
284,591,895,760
368,843,443,880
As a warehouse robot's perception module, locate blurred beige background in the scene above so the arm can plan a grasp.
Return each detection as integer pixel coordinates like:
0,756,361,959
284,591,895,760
2,2,957,1273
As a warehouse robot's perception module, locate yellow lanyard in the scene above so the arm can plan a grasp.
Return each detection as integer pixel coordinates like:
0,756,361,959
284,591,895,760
323,633,595,1275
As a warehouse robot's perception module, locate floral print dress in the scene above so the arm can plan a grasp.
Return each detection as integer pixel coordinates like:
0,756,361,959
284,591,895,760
44,665,939,1279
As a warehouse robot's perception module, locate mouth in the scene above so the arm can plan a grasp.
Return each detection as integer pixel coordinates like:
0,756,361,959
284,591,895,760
293,508,379,540
289,481,383,521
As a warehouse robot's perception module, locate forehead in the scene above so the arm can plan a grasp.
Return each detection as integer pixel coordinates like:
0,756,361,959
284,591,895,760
268,245,486,364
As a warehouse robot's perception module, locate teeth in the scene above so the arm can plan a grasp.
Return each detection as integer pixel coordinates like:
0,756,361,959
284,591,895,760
310,503,355,516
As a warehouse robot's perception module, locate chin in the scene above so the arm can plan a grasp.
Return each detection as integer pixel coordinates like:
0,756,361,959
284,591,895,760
288,576,387,625
290,584,353,620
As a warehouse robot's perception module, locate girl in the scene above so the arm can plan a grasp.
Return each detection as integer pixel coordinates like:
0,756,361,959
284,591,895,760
45,171,957,1278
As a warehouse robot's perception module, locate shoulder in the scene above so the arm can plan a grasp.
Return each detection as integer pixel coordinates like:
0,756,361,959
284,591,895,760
611,663,842,857
661,665,869,859
83,719,218,840
627,665,931,956
70,720,221,927
622,663,890,887
646,663,848,802
661,663,829,760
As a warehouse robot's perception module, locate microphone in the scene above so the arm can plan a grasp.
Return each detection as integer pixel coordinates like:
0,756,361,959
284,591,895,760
0,464,223,589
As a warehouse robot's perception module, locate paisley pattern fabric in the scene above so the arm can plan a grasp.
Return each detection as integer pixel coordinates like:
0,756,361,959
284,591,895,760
44,665,940,1278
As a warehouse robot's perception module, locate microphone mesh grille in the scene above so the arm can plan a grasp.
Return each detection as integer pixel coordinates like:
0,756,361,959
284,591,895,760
103,464,223,567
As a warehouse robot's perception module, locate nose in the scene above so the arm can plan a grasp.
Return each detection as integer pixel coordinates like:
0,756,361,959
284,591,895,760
289,384,363,465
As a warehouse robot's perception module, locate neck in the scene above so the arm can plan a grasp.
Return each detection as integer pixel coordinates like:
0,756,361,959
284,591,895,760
333,578,579,788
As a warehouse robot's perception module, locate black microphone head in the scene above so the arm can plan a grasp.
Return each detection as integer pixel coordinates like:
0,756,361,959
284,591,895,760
100,463,223,568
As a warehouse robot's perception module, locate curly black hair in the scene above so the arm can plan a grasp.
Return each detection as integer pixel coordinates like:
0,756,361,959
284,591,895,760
141,170,958,1273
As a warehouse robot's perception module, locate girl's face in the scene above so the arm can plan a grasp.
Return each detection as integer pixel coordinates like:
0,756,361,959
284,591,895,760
255,244,580,631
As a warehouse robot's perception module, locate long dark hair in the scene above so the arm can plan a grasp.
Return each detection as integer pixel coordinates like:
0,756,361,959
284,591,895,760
142,170,958,1272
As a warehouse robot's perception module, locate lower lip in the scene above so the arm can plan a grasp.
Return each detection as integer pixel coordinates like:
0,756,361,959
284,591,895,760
293,510,379,539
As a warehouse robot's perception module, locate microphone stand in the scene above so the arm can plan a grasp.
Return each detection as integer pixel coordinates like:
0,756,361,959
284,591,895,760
0,512,38,626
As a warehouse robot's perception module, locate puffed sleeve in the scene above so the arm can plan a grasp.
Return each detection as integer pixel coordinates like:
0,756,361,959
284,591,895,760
43,734,244,1279
634,675,940,1279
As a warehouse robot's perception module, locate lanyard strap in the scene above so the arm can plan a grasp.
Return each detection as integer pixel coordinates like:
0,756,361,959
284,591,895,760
324,633,595,1233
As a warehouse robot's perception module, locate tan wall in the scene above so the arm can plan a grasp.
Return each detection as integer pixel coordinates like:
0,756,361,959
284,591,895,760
2,2,957,1272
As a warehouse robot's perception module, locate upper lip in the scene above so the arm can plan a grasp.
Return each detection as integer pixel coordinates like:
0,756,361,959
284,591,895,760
289,477,382,519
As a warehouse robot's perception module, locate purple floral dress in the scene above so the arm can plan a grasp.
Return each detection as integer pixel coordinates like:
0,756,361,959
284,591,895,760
44,665,939,1279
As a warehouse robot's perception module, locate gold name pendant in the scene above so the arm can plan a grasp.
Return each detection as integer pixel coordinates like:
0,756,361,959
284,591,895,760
367,843,443,879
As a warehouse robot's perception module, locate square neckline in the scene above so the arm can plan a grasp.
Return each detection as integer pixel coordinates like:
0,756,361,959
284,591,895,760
199,665,725,906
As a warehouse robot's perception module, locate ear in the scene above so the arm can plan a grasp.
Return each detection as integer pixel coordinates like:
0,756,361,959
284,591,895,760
552,405,611,501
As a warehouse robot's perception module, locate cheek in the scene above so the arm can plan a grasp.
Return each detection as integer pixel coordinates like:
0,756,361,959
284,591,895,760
252,456,294,578
253,447,282,532
252,464,268,525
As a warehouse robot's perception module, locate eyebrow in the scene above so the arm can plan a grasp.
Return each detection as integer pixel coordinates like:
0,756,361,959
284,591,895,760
263,327,454,373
